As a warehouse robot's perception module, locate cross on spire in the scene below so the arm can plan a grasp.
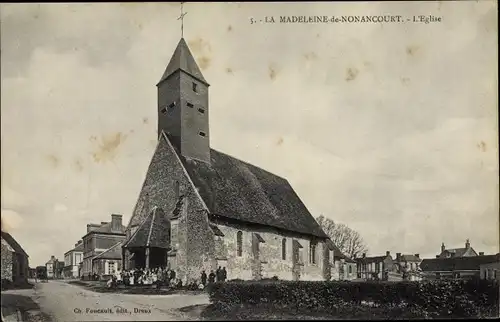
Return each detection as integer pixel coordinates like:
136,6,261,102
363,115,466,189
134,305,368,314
178,2,188,38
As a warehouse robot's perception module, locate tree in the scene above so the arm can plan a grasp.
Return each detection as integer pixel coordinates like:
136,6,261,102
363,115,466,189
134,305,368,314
316,215,368,259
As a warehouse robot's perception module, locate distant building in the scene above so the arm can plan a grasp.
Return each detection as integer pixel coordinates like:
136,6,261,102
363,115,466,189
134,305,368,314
393,253,423,281
1,231,29,285
91,241,123,279
81,214,126,279
355,251,398,281
324,240,356,281
437,239,478,259
420,253,500,280
480,261,500,281
45,256,60,279
63,240,83,279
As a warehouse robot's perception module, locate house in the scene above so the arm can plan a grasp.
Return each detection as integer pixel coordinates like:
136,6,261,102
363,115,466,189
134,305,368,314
81,214,126,279
91,241,123,280
1,231,29,285
420,253,500,280
122,37,332,284
355,251,398,281
437,239,478,258
63,240,83,279
393,253,423,281
480,261,500,281
45,255,62,279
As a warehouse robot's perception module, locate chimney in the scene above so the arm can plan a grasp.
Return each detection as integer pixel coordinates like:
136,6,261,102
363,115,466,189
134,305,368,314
111,214,123,232
414,254,420,258
396,252,401,261
465,239,470,249
479,252,484,256
51,255,55,260
441,242,445,252
362,253,366,258
386,251,390,256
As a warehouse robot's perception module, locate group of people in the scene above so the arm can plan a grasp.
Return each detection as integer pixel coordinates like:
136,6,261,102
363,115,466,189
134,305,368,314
105,266,230,290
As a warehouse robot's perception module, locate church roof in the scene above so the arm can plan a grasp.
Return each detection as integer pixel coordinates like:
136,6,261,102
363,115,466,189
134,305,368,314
165,133,328,238
1,231,29,258
123,207,171,249
157,38,208,86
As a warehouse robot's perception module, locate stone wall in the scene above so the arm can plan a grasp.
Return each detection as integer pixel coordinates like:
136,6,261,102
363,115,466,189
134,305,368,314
1,243,13,282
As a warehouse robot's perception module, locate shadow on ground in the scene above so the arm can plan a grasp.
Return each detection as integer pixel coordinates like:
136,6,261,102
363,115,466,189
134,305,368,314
1,293,51,322
1,279,35,291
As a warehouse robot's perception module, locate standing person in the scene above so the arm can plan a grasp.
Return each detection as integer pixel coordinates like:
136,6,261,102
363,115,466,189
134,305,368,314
222,267,227,282
170,270,176,282
216,266,222,282
201,270,207,286
208,270,216,284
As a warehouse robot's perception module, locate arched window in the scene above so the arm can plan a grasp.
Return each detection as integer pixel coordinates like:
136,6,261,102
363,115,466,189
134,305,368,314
281,238,287,260
236,231,243,257
174,181,180,200
309,242,317,264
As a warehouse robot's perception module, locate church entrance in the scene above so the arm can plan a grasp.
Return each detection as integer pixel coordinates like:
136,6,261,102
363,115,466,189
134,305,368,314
127,247,168,269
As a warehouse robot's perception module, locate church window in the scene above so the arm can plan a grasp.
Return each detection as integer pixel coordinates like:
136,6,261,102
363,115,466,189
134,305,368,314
192,82,198,92
174,181,180,200
198,108,205,114
309,241,317,264
281,238,286,260
187,102,194,108
199,131,206,137
236,231,243,257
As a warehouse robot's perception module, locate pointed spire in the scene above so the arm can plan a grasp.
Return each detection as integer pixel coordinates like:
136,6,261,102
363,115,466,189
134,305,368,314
157,38,209,86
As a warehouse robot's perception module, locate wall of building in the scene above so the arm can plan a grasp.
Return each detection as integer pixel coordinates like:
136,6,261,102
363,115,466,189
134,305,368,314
480,262,500,280
1,243,13,282
208,222,327,282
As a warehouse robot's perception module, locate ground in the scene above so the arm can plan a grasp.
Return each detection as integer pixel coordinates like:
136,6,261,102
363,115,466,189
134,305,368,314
1,280,210,321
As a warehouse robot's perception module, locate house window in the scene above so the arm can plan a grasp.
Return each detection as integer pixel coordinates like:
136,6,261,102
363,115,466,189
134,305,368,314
309,241,317,264
348,265,352,274
199,131,206,137
236,231,243,257
187,102,194,108
198,108,205,114
281,238,286,260
108,261,116,275
192,82,198,92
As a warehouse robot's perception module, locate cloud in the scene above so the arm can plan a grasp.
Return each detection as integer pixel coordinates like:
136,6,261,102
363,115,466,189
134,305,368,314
1,209,25,232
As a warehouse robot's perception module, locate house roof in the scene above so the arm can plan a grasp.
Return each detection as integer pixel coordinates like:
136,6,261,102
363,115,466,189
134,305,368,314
92,241,123,261
400,254,421,262
163,134,327,239
123,207,171,249
1,231,28,258
157,38,208,86
83,221,126,238
420,253,500,272
325,239,354,262
356,255,390,264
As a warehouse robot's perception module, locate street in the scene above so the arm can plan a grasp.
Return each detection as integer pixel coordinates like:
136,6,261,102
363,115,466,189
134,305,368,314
1,280,210,321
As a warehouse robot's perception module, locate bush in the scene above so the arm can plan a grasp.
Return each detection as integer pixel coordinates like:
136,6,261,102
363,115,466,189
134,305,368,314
208,279,499,318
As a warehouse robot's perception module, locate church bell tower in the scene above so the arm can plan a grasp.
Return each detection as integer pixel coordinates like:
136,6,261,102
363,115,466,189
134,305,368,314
156,37,211,163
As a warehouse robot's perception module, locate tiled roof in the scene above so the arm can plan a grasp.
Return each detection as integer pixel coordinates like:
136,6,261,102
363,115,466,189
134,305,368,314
123,207,171,249
87,221,126,235
158,38,208,86
1,231,28,258
169,135,327,239
440,248,468,257
356,255,390,264
92,241,123,261
420,254,500,272
400,254,421,262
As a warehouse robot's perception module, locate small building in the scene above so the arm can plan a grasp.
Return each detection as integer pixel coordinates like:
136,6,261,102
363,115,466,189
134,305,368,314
393,253,423,281
355,251,395,281
63,240,83,279
480,261,500,281
324,240,357,281
45,256,63,279
91,241,123,280
81,214,126,279
437,239,478,259
1,231,29,286
420,253,500,280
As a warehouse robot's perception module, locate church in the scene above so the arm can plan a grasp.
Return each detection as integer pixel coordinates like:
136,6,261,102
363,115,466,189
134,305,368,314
121,36,337,283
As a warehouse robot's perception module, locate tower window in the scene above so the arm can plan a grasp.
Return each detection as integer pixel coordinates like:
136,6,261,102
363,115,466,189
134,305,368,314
192,82,198,92
187,102,194,108
198,108,205,114
199,131,206,137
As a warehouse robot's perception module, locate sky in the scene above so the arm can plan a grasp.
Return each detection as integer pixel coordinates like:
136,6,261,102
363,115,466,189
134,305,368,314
1,2,498,267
